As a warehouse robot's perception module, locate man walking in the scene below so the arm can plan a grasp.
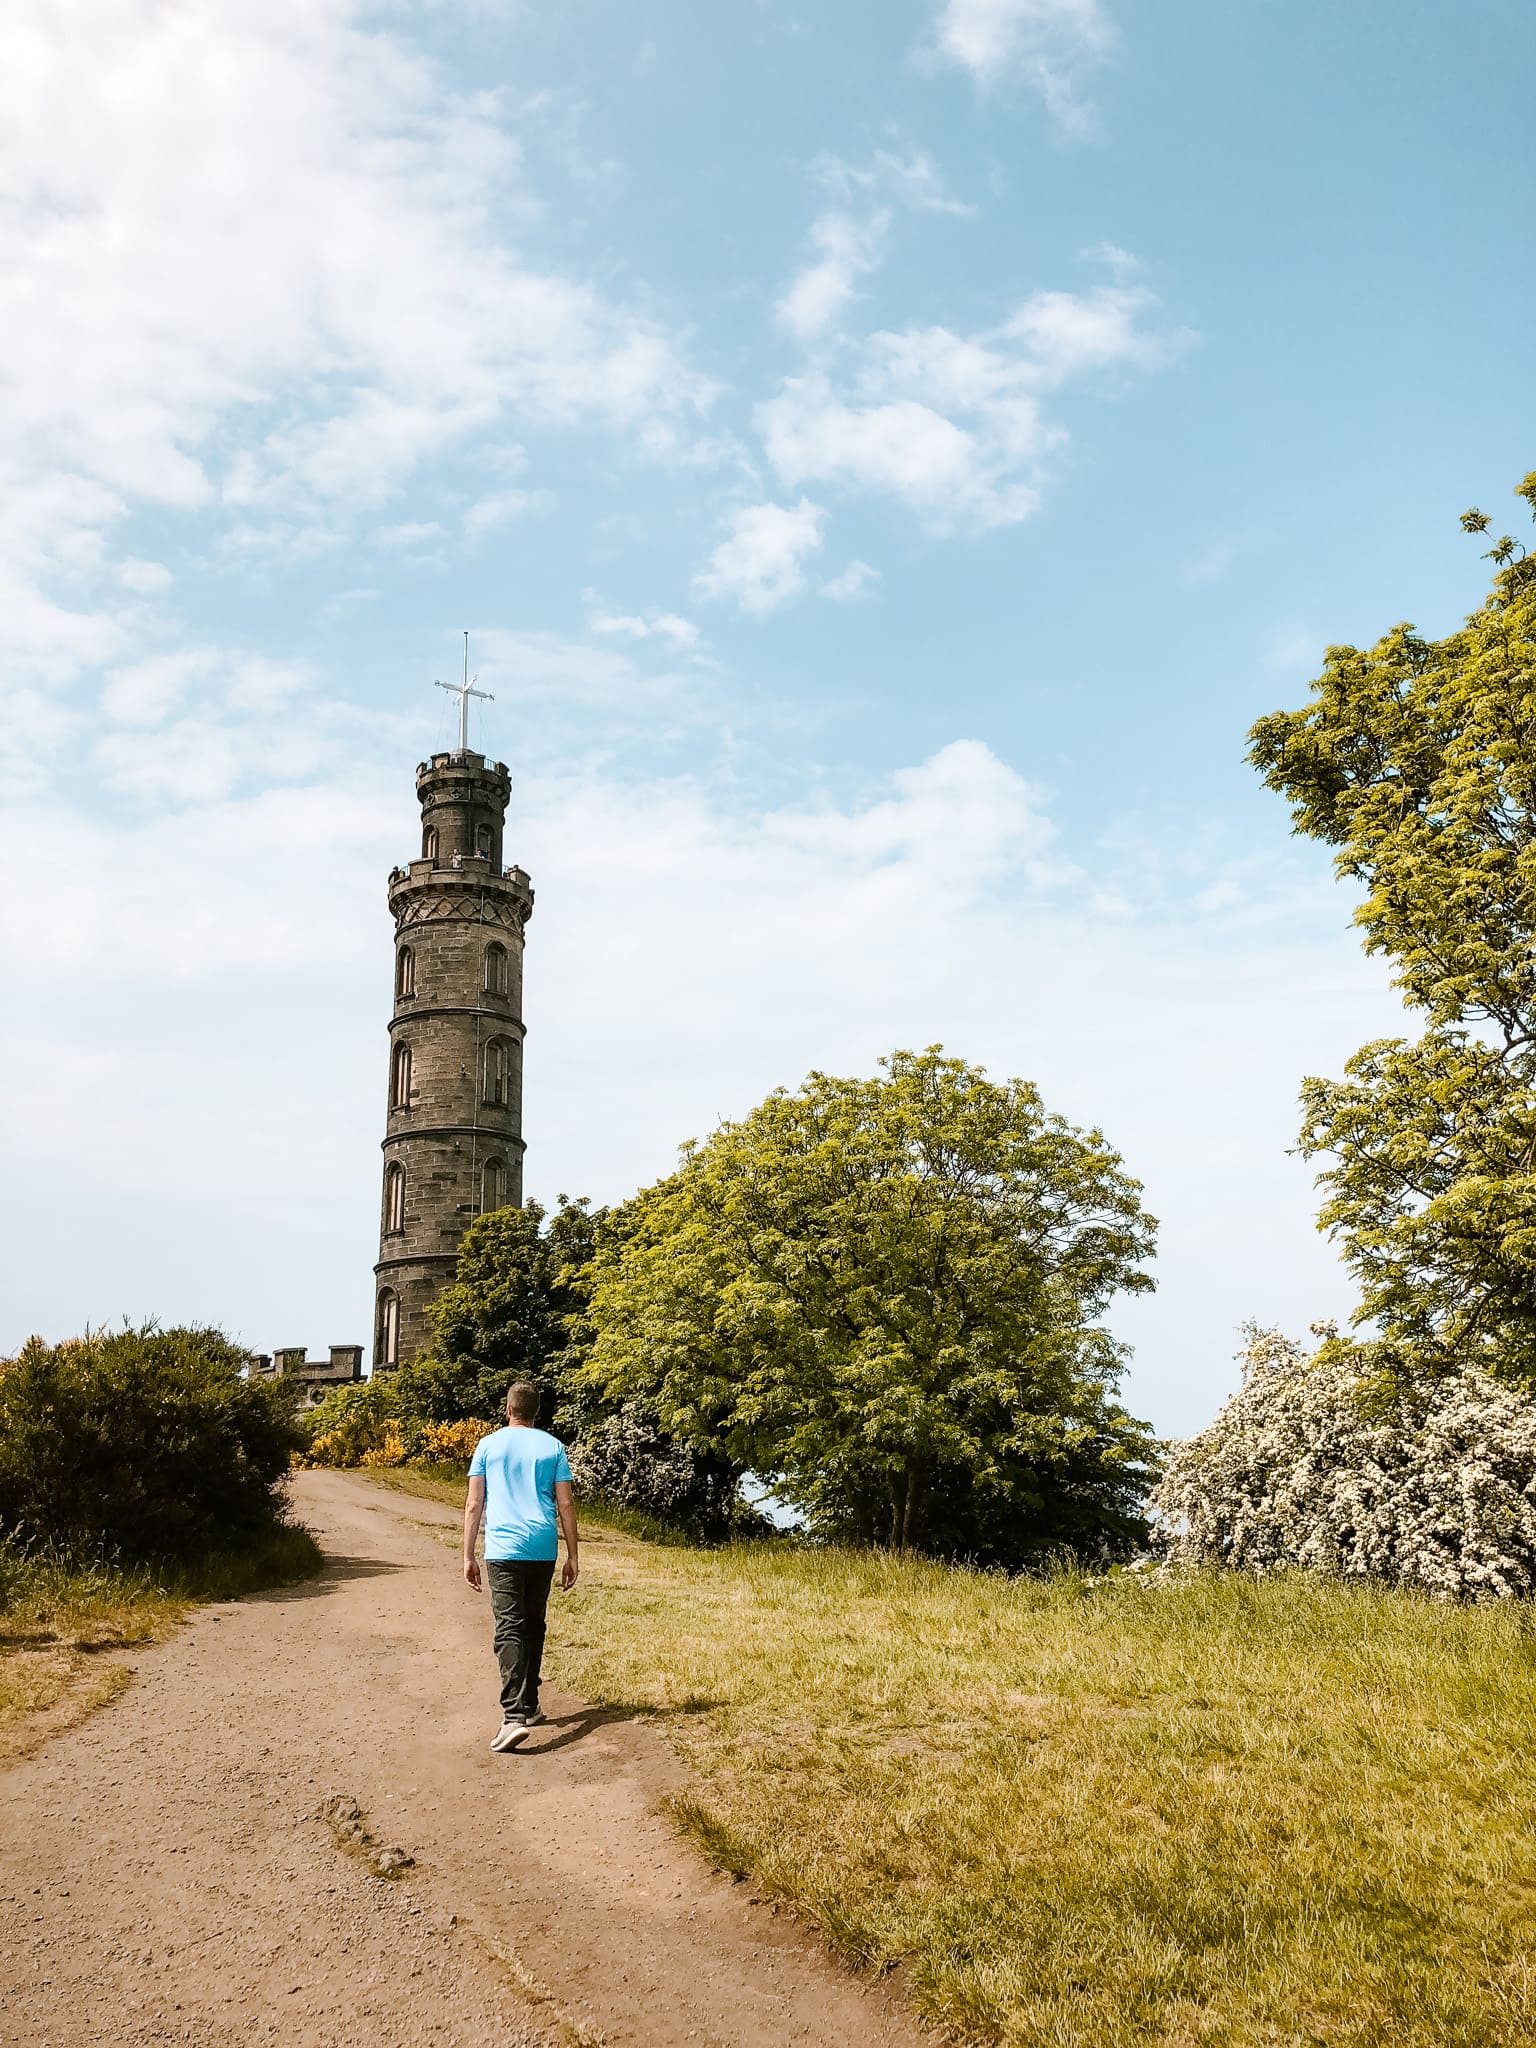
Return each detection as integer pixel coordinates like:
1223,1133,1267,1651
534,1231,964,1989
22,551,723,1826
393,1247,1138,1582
462,1381,579,1752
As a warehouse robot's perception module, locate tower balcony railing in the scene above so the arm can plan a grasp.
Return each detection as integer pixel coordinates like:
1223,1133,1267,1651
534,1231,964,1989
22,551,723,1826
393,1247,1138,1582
387,855,533,886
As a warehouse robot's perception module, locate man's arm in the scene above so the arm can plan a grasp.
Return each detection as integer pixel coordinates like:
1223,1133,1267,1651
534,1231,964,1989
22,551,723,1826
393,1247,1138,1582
463,1474,486,1589
554,1479,579,1591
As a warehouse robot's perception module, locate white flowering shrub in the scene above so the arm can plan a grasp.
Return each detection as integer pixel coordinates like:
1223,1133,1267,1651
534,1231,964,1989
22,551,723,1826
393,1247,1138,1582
567,1407,745,1538
1152,1326,1536,1599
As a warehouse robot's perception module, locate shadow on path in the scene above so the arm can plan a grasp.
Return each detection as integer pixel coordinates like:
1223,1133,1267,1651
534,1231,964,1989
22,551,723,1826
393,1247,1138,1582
241,1553,408,1603
506,1702,724,1757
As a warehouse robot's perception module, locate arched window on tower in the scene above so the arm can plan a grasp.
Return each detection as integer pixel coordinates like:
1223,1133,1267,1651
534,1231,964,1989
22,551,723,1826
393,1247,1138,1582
475,823,492,860
384,1161,405,1233
483,942,507,995
422,826,438,861
482,1158,506,1212
391,1042,413,1109
482,1037,506,1106
375,1290,400,1370
395,945,415,999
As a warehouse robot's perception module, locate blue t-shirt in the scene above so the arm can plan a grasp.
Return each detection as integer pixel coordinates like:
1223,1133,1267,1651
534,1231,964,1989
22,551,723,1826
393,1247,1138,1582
469,1426,572,1562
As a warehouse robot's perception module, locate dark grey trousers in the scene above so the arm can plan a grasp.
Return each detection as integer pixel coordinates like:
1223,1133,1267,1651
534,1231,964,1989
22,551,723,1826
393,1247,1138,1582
486,1558,555,1720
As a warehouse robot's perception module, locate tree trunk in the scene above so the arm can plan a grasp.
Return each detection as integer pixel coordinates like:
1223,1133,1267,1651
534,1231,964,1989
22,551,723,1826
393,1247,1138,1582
897,1459,923,1553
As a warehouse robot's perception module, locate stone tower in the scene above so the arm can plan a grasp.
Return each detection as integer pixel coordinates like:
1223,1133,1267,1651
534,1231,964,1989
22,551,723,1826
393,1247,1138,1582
373,747,534,1369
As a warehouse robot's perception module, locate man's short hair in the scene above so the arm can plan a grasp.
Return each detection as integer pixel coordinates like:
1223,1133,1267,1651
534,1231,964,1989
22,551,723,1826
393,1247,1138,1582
506,1381,540,1422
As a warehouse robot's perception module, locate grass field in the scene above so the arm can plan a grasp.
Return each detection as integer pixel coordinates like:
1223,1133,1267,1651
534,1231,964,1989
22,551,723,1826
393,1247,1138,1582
377,1468,1536,2048
0,1525,320,1764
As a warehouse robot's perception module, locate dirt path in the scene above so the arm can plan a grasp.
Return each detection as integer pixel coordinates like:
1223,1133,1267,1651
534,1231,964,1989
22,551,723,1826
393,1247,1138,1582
0,1471,932,2048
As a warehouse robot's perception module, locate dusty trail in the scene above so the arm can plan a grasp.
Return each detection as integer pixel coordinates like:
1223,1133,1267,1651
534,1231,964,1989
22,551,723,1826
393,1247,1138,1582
0,1470,930,2048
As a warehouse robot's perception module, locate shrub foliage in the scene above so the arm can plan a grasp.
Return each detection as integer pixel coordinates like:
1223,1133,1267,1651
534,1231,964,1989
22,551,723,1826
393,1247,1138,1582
1155,1327,1536,1598
0,1326,305,1565
304,1414,494,1471
566,1411,744,1538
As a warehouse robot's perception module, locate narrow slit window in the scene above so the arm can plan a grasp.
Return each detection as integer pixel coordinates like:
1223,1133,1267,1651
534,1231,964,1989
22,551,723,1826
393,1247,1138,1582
482,1038,505,1106
376,1290,400,1369
391,1042,413,1109
482,1158,506,1211
483,942,507,995
422,826,438,861
395,945,415,999
384,1161,405,1233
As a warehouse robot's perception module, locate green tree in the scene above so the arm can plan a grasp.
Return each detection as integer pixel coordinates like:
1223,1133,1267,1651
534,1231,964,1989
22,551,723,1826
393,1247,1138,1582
398,1195,603,1425
1249,473,1536,1381
584,1048,1159,1564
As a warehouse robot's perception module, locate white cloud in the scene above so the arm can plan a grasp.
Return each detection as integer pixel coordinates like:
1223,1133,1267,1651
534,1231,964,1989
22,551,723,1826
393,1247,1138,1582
0,0,708,683
757,279,1180,531
693,499,828,615
375,521,446,550
933,0,1116,131
462,489,549,543
101,650,221,730
822,560,881,601
462,628,719,747
857,149,978,218
777,209,891,340
1000,286,1171,385
118,558,174,596
588,606,703,652
776,150,974,342
761,375,1039,531
92,646,335,799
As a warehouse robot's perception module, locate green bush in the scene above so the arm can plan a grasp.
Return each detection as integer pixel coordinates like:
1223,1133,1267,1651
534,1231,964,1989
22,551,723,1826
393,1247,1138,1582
0,1326,306,1566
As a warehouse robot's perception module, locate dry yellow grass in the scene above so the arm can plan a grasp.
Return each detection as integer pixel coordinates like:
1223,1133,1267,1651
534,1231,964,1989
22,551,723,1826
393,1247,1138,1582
0,1527,320,1765
0,1555,186,1765
369,1471,1536,2047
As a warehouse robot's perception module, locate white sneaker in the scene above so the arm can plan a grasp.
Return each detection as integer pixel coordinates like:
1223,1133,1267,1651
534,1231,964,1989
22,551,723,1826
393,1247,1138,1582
490,1720,527,1752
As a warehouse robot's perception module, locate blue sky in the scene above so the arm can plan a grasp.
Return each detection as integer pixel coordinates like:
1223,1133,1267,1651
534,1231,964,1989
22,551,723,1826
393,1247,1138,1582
3,0,1532,1433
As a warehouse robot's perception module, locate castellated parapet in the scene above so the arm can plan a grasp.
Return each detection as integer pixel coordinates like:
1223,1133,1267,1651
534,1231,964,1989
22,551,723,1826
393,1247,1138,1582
250,1346,364,1408
372,750,534,1369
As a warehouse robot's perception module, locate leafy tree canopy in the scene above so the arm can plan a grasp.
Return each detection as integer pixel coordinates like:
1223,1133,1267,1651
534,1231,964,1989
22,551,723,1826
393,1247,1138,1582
398,1195,603,1426
583,1048,1160,1565
1249,474,1536,1379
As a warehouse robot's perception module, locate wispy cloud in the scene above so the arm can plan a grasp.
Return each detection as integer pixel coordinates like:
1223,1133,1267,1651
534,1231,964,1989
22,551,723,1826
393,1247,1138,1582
693,499,828,615
758,276,1182,532
822,560,882,601
463,489,551,544
774,148,978,344
775,149,975,341
932,0,1117,132
375,521,447,552
778,210,892,341
587,604,703,652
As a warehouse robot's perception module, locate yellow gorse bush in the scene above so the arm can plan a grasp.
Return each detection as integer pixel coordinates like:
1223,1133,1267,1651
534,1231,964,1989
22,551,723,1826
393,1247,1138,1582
419,1419,497,1463
358,1421,409,1469
301,1413,497,1471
